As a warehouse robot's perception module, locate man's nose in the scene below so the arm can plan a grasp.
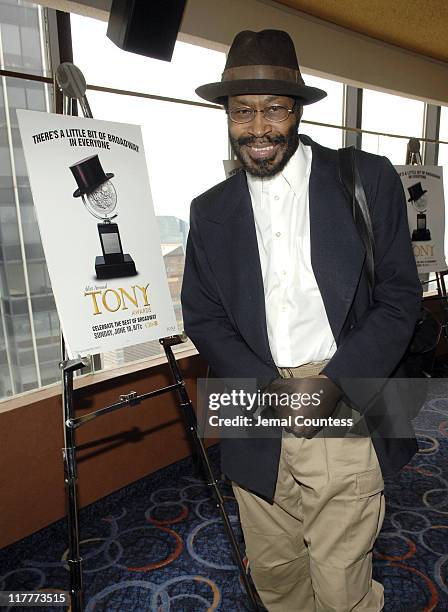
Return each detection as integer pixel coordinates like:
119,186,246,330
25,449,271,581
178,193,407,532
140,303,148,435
248,111,272,137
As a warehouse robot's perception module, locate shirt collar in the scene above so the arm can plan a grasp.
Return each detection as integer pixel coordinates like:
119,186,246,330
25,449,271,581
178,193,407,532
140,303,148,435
283,138,311,197
246,138,311,199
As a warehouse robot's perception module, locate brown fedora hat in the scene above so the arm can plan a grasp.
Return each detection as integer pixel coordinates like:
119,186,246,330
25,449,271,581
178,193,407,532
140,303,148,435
196,29,327,106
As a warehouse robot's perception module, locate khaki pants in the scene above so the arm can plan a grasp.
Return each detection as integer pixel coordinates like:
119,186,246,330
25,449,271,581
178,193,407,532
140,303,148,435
232,361,385,612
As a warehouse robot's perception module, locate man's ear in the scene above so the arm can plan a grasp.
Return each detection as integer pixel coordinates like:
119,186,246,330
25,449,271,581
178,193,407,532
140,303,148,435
297,105,303,119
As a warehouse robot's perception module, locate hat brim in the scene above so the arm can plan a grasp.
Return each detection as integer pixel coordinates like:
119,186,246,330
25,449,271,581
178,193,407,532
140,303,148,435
73,172,114,198
196,79,327,105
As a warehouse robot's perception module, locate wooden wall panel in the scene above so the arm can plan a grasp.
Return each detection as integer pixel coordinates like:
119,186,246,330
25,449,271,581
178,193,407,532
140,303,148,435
0,354,209,549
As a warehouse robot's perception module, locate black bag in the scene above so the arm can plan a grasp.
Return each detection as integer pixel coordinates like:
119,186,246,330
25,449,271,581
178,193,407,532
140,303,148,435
338,146,441,378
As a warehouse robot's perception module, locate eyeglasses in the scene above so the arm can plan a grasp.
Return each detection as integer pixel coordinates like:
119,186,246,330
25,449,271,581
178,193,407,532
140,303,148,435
227,103,296,124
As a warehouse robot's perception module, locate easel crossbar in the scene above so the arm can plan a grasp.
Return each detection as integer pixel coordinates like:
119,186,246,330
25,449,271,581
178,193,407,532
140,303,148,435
67,382,183,429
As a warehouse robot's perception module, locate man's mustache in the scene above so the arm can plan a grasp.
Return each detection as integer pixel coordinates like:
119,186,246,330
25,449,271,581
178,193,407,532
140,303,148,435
237,134,287,147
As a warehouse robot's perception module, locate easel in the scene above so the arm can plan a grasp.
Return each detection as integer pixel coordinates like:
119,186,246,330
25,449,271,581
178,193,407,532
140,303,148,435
406,138,448,347
54,63,260,612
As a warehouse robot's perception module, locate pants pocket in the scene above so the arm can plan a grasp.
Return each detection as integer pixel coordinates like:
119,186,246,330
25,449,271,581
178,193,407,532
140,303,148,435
345,467,385,561
356,467,384,498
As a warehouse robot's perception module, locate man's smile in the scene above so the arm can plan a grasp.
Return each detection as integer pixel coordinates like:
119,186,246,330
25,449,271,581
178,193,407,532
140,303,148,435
245,142,280,160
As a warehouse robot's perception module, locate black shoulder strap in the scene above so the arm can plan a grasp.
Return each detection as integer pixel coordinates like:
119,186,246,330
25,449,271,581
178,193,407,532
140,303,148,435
338,146,375,294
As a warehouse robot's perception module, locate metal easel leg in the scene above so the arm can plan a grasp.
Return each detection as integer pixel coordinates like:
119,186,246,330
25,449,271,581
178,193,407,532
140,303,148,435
60,356,86,612
161,342,261,611
54,71,94,611
436,271,448,339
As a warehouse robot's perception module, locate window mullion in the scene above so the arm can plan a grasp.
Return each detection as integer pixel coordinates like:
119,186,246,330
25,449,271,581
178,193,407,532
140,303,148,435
343,85,362,149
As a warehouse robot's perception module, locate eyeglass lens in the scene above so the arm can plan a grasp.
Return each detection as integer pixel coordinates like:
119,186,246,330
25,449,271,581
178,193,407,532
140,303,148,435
229,105,292,123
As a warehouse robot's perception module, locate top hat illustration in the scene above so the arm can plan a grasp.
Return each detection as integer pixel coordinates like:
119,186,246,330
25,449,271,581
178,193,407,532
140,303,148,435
407,181,431,241
195,29,327,105
69,154,137,279
407,182,427,202
70,154,114,198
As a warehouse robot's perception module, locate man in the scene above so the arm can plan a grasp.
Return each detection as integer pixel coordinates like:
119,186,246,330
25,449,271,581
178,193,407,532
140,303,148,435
181,29,422,611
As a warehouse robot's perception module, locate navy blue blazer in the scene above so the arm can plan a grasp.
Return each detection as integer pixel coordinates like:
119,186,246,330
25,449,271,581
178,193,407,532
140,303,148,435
181,135,422,500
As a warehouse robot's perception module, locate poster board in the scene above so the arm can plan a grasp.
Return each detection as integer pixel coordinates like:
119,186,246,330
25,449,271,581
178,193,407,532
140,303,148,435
396,165,447,273
17,110,178,357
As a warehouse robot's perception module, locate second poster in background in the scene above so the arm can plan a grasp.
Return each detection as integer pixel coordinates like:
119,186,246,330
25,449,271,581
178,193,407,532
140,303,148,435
396,165,447,273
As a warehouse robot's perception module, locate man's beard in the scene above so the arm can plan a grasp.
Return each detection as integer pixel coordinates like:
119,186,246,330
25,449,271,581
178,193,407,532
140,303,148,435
229,122,300,178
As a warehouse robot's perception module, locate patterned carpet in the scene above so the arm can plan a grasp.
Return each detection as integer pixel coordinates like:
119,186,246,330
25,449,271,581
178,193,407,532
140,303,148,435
0,381,447,611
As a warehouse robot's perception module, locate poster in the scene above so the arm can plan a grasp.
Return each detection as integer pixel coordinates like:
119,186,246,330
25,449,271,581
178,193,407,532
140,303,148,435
396,165,447,273
223,159,242,179
17,110,178,357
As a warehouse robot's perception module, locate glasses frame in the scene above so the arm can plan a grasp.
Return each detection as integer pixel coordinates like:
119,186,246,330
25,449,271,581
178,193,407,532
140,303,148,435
227,102,297,124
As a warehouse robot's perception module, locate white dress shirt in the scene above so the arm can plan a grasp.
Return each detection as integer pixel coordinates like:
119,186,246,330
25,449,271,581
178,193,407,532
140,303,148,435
247,140,336,367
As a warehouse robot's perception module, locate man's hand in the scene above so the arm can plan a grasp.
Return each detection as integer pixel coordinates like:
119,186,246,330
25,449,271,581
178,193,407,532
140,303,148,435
262,375,343,438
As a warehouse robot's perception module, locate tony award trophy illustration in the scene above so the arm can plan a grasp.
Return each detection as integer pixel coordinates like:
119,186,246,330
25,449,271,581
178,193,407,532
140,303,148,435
408,181,431,241
70,154,137,279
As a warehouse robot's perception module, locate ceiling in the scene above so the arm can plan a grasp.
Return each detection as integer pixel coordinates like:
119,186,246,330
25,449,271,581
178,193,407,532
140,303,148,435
274,0,448,63
38,0,448,66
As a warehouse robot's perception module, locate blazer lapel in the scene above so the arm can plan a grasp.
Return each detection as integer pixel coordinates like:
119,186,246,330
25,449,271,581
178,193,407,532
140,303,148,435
307,136,365,341
200,172,274,364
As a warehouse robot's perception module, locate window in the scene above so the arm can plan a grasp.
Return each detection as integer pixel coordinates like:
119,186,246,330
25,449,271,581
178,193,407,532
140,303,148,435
0,0,49,77
0,5,228,400
301,73,344,150
71,14,228,370
437,106,448,167
70,15,225,104
0,0,52,399
85,91,228,224
361,88,425,164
